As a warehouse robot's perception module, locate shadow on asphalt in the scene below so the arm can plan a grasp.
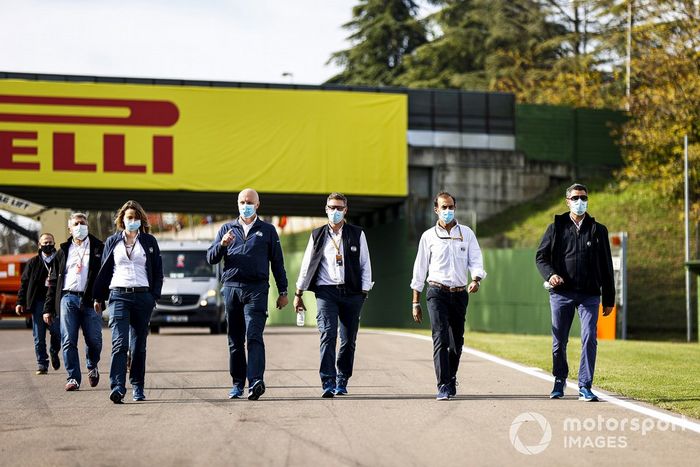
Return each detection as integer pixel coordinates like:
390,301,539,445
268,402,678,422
120,393,557,403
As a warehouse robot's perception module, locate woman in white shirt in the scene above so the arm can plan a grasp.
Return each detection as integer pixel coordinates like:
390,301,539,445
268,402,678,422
93,200,163,404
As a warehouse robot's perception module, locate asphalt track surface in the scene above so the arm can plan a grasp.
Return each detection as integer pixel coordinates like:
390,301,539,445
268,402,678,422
1,322,698,466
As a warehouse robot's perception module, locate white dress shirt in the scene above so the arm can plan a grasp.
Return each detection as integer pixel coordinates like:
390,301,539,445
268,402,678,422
109,233,150,288
240,216,258,238
410,221,486,292
63,237,90,292
296,224,373,291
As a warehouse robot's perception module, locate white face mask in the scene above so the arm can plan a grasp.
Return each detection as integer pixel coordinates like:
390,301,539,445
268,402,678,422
71,224,88,240
327,209,344,224
570,199,587,216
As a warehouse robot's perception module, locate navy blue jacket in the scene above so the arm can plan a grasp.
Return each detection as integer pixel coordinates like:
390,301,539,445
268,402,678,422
207,218,288,292
92,232,164,302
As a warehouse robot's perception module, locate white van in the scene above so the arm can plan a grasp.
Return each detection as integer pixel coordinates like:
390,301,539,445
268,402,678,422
150,240,225,334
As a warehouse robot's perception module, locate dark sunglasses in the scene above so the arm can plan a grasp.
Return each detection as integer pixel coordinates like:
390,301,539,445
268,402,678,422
327,205,345,210
568,195,588,202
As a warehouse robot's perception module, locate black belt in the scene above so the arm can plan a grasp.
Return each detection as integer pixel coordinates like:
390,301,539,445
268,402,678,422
112,287,150,293
428,281,466,293
63,290,85,296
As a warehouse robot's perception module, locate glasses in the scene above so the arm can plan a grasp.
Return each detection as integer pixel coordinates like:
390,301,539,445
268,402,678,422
568,195,588,202
327,205,345,211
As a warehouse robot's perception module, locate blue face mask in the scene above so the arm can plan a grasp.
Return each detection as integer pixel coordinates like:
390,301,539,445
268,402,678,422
570,200,587,216
239,203,256,219
125,219,141,232
327,209,344,224
439,209,455,224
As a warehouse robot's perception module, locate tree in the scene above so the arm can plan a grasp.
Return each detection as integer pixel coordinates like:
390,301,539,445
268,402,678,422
326,0,427,85
491,0,629,108
396,0,565,90
619,0,700,199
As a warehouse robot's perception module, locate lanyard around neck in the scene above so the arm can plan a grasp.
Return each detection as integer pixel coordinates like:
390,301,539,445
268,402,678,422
327,227,343,254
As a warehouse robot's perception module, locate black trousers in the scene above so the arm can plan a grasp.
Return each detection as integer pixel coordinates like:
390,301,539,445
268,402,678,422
426,286,468,387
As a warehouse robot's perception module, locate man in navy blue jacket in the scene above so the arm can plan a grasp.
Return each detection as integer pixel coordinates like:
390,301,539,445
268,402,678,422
207,188,288,400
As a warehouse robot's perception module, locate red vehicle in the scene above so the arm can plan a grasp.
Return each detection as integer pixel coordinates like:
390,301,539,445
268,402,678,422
0,253,35,327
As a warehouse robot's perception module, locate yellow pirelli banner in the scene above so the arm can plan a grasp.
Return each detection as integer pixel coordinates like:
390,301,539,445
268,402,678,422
0,79,407,196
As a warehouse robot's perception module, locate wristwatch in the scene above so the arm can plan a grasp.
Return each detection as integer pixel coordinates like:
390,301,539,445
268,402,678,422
294,291,304,298
279,291,288,296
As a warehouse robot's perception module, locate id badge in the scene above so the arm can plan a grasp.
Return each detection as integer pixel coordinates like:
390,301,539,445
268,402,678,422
335,254,343,267
45,277,50,287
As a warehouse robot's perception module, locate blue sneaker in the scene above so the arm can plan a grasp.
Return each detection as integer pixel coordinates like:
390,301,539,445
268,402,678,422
110,387,125,404
578,387,599,402
447,378,458,398
247,380,265,401
322,380,335,398
228,385,244,399
132,385,145,402
436,384,450,401
334,377,348,395
550,378,565,399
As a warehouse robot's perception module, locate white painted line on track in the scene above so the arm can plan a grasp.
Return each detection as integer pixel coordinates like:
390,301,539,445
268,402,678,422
366,329,700,435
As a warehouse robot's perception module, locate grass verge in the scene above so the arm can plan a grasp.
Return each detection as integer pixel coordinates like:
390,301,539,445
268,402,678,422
385,328,700,420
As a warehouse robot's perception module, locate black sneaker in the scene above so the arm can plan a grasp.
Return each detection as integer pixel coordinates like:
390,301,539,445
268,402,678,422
110,387,125,404
35,366,48,375
247,380,266,401
50,351,60,371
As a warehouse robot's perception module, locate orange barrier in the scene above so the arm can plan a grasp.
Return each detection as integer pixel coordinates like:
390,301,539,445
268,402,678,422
597,304,617,340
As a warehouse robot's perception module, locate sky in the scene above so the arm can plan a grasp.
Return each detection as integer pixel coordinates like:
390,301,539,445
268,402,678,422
0,0,370,85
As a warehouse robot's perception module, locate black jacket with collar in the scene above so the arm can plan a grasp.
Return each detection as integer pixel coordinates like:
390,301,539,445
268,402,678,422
535,212,616,307
17,253,56,310
43,234,105,317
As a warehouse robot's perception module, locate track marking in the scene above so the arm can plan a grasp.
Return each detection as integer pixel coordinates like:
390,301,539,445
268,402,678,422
367,330,700,435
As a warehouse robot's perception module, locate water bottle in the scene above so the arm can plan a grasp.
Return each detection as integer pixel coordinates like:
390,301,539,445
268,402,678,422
296,307,305,327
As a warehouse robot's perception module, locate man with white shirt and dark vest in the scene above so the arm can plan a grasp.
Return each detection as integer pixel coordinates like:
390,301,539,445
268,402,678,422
294,192,373,398
410,192,486,401
15,233,61,375
43,212,105,392
207,188,289,401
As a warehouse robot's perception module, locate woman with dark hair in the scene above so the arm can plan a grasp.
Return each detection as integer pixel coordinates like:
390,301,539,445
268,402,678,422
93,200,163,404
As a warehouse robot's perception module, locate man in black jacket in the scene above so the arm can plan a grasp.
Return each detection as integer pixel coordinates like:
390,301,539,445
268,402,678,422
16,233,61,374
43,213,105,392
536,183,615,402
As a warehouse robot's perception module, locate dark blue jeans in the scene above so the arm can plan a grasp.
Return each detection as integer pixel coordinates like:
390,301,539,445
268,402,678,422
426,286,468,387
315,286,364,384
31,300,60,368
549,290,600,388
108,291,155,390
223,283,269,387
60,293,103,384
